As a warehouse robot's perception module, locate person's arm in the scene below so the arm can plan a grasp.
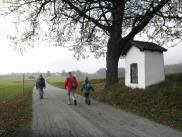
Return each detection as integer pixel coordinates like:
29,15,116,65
64,78,68,89
36,82,38,89
43,79,46,88
81,83,84,92
74,77,79,89
36,79,39,89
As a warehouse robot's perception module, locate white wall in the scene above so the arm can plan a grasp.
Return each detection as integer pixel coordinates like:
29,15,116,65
125,46,146,88
145,51,165,87
125,46,165,89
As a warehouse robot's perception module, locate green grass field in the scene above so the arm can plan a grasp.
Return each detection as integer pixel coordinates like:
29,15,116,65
47,76,66,88
0,75,34,137
0,75,34,102
48,73,182,131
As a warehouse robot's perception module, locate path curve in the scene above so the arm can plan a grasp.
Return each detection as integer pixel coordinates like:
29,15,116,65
32,83,182,137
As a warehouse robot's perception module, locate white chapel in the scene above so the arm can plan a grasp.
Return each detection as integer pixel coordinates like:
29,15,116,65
122,41,167,89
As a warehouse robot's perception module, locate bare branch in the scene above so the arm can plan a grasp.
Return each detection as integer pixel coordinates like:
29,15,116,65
62,0,110,32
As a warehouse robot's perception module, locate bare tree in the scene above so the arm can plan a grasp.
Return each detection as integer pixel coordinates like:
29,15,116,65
1,0,182,88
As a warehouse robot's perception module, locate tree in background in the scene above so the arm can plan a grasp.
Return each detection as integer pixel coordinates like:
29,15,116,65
46,71,52,77
1,0,182,88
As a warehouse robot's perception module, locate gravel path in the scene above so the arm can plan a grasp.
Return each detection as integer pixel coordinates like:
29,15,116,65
32,83,182,137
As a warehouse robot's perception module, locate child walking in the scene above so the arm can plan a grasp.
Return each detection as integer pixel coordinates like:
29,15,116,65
81,77,94,105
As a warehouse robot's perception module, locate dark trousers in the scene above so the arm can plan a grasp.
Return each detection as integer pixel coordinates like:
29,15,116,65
38,88,44,99
84,93,90,105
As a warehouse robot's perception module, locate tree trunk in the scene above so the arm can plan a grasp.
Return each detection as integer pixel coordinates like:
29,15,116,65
105,30,124,88
105,53,120,88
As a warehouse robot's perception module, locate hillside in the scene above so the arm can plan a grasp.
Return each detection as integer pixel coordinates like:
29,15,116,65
96,68,125,77
21,62,182,81
165,63,182,74
95,63,182,78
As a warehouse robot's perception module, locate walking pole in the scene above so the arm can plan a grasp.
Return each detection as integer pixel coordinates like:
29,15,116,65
23,74,25,96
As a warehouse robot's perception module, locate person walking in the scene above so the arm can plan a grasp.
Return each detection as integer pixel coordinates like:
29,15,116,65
64,72,78,105
81,77,94,105
36,74,46,99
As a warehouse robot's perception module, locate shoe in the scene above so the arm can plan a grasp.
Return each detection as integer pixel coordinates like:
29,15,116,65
68,101,71,105
74,100,77,105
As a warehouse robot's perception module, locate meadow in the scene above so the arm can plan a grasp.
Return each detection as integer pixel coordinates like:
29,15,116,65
47,76,66,88
48,73,182,131
0,75,35,137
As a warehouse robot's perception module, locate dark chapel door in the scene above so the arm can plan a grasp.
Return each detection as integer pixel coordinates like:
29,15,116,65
130,63,138,83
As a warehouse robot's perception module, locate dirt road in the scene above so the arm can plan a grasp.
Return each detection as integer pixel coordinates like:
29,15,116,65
32,83,182,137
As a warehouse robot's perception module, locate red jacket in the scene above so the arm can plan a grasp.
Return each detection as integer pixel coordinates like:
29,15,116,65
64,76,78,91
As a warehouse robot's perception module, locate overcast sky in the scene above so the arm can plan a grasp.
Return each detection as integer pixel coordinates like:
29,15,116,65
0,16,182,74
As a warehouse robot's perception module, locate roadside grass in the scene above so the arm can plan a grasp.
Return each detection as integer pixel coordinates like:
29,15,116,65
47,76,66,88
47,75,106,88
0,75,34,137
48,73,182,131
91,73,182,131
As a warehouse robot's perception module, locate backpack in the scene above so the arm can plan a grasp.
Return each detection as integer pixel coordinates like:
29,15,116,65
85,81,91,92
69,77,77,88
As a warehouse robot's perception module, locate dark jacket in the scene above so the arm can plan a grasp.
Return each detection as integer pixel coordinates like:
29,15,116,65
36,77,46,89
81,80,94,94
